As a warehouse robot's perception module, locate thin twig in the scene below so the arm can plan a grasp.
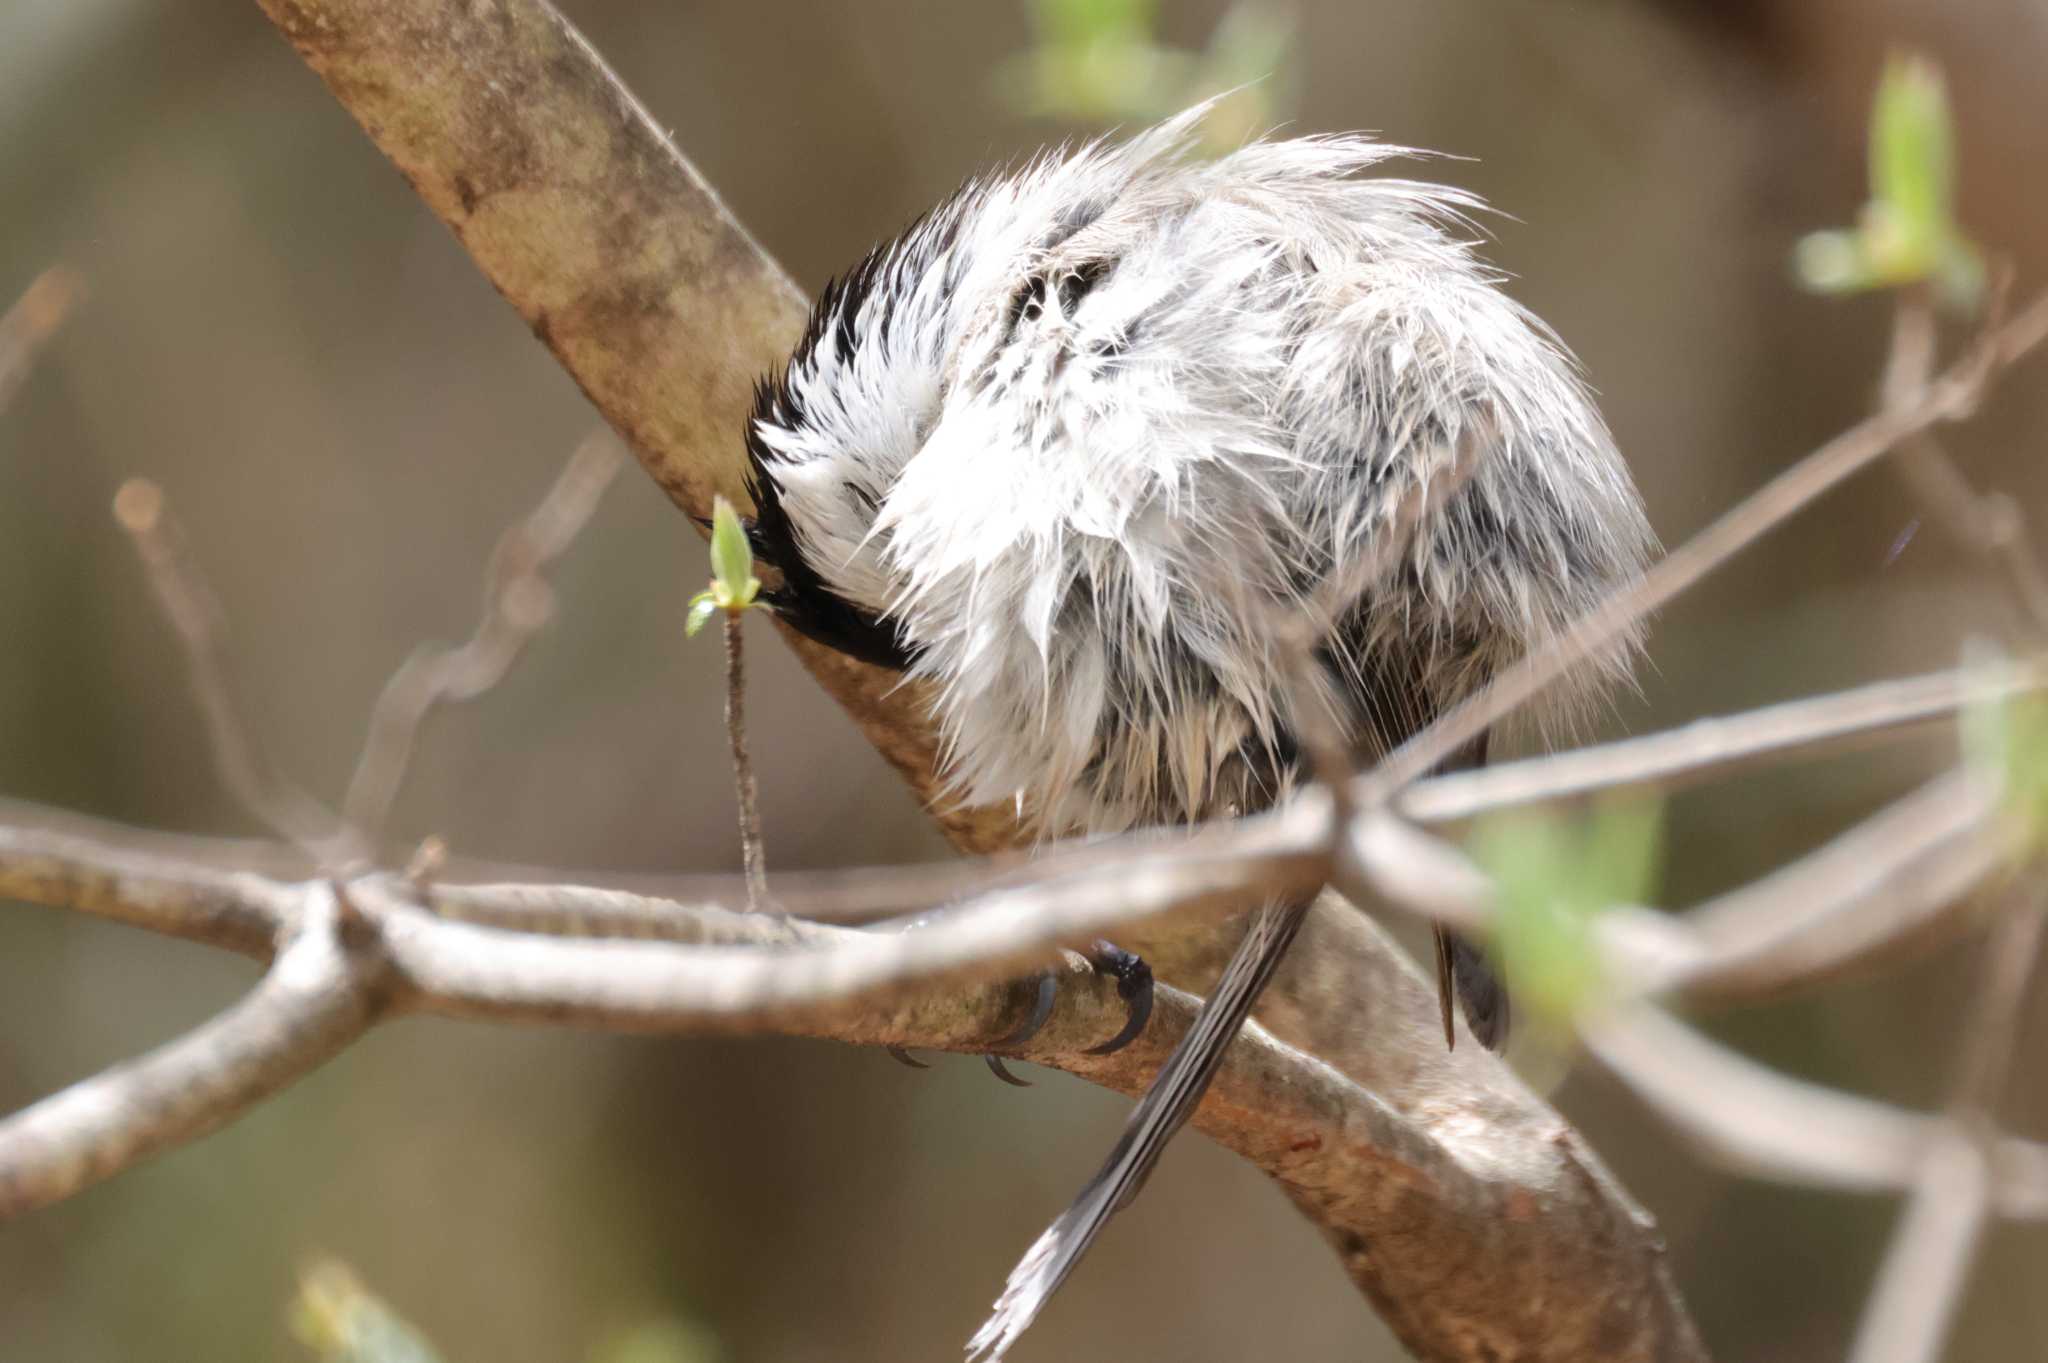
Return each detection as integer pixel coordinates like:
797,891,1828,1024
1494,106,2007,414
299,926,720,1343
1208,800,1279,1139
1947,892,2047,1115
1844,891,2045,1363
0,266,83,414
1667,769,2007,1001
343,430,622,843
1882,293,2048,639
1581,1005,2048,1217
0,884,376,1220
1845,1129,1992,1363
1348,763,2010,1010
722,609,768,910
1895,437,2048,636
112,480,362,865
374,806,1332,1026
1401,661,2048,824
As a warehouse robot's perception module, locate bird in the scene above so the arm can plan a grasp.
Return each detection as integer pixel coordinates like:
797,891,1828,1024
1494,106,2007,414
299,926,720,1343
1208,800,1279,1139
739,102,1653,1359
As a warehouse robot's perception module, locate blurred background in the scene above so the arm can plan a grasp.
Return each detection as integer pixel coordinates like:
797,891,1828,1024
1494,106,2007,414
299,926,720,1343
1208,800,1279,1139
3,1,2046,1359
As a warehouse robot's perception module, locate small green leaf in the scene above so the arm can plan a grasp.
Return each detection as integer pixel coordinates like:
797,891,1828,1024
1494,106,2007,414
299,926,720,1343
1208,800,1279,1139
708,496,757,605
1793,229,1873,294
684,591,719,638
1871,54,1954,250
1793,51,1980,312
1031,0,1156,49
1468,797,1664,1029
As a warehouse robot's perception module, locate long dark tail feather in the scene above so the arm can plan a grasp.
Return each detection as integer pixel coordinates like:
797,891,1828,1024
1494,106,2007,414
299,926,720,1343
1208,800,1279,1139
965,898,1314,1361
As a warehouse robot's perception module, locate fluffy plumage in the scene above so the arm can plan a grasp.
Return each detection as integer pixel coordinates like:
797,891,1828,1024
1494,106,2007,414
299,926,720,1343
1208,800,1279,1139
746,106,1656,1361
748,107,1652,841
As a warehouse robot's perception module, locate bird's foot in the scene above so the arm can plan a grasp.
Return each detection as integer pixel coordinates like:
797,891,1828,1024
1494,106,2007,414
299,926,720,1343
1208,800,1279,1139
886,940,1154,1083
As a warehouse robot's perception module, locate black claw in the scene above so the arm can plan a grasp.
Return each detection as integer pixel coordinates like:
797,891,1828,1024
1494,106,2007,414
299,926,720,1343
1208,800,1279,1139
985,1055,1034,1087
1083,940,1154,1055
982,970,1058,1085
886,1045,930,1070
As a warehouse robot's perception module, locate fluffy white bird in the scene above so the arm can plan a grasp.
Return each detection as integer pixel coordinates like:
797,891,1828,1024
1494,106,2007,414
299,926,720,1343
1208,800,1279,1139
743,103,1653,1359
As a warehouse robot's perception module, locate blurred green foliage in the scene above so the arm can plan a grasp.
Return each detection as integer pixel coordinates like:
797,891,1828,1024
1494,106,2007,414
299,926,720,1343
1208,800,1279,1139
1794,53,1984,310
996,0,1298,142
1469,797,1664,1032
586,1319,727,1363
1963,660,2048,860
291,1259,724,1363
290,1260,449,1363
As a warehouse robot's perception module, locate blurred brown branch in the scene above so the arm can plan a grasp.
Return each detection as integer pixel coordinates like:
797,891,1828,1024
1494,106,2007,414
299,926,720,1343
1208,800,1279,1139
0,266,83,414
1882,290,2048,639
343,429,623,843
1845,891,2045,1363
113,478,364,865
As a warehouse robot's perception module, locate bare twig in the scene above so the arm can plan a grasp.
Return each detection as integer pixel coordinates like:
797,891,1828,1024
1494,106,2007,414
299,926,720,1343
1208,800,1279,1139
1882,294,2048,639
1846,1129,1993,1363
1897,438,2048,635
1350,762,2012,1013
0,820,293,959
382,809,1332,1027
0,884,376,1220
1582,1005,2048,1217
721,610,768,910
1882,293,2033,609
1946,892,2046,1115
343,430,622,842
112,479,362,865
0,266,83,413
1846,892,2046,1363
1667,769,2009,1002
1401,661,2048,824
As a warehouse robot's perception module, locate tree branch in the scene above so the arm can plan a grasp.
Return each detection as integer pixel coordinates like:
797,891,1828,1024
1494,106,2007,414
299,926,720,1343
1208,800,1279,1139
0,885,376,1219
112,479,362,864
2,804,1707,1363
1401,660,2048,824
0,818,294,959
0,265,83,413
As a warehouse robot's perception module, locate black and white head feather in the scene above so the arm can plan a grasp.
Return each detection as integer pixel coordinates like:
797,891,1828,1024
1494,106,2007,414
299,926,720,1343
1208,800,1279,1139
749,105,1652,841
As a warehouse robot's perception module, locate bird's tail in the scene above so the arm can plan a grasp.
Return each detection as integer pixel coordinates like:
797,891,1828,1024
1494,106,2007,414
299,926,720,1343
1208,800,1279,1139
965,896,1313,1362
